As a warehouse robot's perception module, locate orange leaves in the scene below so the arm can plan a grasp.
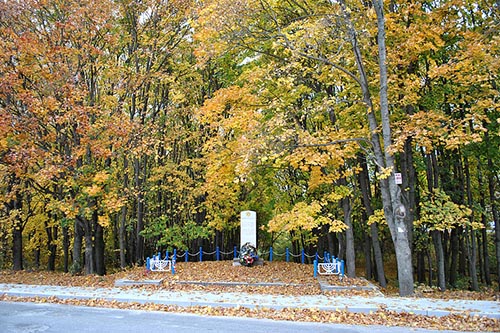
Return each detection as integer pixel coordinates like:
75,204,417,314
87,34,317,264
198,86,261,132
392,110,485,153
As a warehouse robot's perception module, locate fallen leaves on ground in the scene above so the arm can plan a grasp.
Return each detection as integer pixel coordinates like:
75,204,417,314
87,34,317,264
1,261,497,300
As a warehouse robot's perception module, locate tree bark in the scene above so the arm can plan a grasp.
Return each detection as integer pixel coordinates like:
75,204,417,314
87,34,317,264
72,219,84,274
339,0,413,295
372,0,414,295
95,219,106,276
417,250,425,284
12,221,23,271
363,226,373,279
432,230,446,291
10,191,24,271
45,221,57,271
464,156,479,291
120,156,129,269
63,225,69,273
357,154,387,287
82,212,96,275
478,166,491,285
340,182,355,277
487,156,500,291
449,228,459,287
134,156,145,265
400,137,416,248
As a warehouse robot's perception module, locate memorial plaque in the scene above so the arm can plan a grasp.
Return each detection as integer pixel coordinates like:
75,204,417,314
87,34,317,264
240,210,257,247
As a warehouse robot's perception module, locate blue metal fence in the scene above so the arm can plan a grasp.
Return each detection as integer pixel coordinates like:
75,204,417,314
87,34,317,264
147,246,339,264
145,246,345,278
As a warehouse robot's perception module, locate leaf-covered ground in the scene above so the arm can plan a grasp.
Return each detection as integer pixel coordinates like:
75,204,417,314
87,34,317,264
1,261,499,332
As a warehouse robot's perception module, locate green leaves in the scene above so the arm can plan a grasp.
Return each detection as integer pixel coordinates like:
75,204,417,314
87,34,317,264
415,189,478,231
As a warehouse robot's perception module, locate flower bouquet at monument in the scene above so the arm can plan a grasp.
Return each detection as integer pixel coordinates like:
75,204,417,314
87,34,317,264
238,242,259,267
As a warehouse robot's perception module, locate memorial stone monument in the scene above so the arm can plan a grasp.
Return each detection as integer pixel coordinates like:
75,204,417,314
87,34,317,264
234,210,263,266
240,210,257,247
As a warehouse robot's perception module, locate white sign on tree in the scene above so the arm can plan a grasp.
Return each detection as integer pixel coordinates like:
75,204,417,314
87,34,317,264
240,210,257,247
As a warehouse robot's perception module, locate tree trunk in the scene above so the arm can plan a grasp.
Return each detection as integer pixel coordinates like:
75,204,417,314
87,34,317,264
336,0,414,295
449,228,459,287
400,137,416,248
95,218,106,276
432,230,446,291
427,248,433,287
464,156,479,291
84,232,95,275
417,250,425,284
46,222,57,271
327,231,335,256
459,233,467,275
82,213,96,275
72,219,84,274
487,157,500,291
357,153,387,287
372,0,414,296
478,169,491,285
363,227,373,279
134,156,145,265
341,187,355,277
63,225,69,273
119,156,129,269
34,247,40,270
9,190,24,271
12,222,23,271
465,228,479,291
337,232,345,260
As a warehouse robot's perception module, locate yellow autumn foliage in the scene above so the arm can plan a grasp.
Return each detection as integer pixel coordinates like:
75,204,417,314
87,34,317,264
415,189,481,231
367,209,387,226
268,201,348,234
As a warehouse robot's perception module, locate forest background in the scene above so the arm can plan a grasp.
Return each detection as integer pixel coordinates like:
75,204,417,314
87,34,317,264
0,0,499,297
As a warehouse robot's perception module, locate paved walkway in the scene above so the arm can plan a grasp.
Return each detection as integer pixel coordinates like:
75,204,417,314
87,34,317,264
1,283,499,319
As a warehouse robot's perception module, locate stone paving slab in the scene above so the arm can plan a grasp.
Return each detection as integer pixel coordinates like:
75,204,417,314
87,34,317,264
114,279,164,287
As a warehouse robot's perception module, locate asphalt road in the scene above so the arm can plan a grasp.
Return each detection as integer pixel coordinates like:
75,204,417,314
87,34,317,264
0,301,480,333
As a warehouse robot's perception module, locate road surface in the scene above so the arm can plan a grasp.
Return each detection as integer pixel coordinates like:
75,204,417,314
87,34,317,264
0,301,479,333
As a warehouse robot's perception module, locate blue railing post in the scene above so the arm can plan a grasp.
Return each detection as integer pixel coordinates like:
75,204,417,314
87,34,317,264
166,250,169,260
313,259,318,277
216,246,220,261
301,249,305,264
269,247,273,262
341,260,345,277
286,248,290,262
315,251,318,262
234,246,237,258
146,257,150,270
171,251,176,275
185,249,189,262
199,247,203,262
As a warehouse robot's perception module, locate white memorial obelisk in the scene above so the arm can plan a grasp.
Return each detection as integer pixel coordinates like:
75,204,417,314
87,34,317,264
240,210,257,247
